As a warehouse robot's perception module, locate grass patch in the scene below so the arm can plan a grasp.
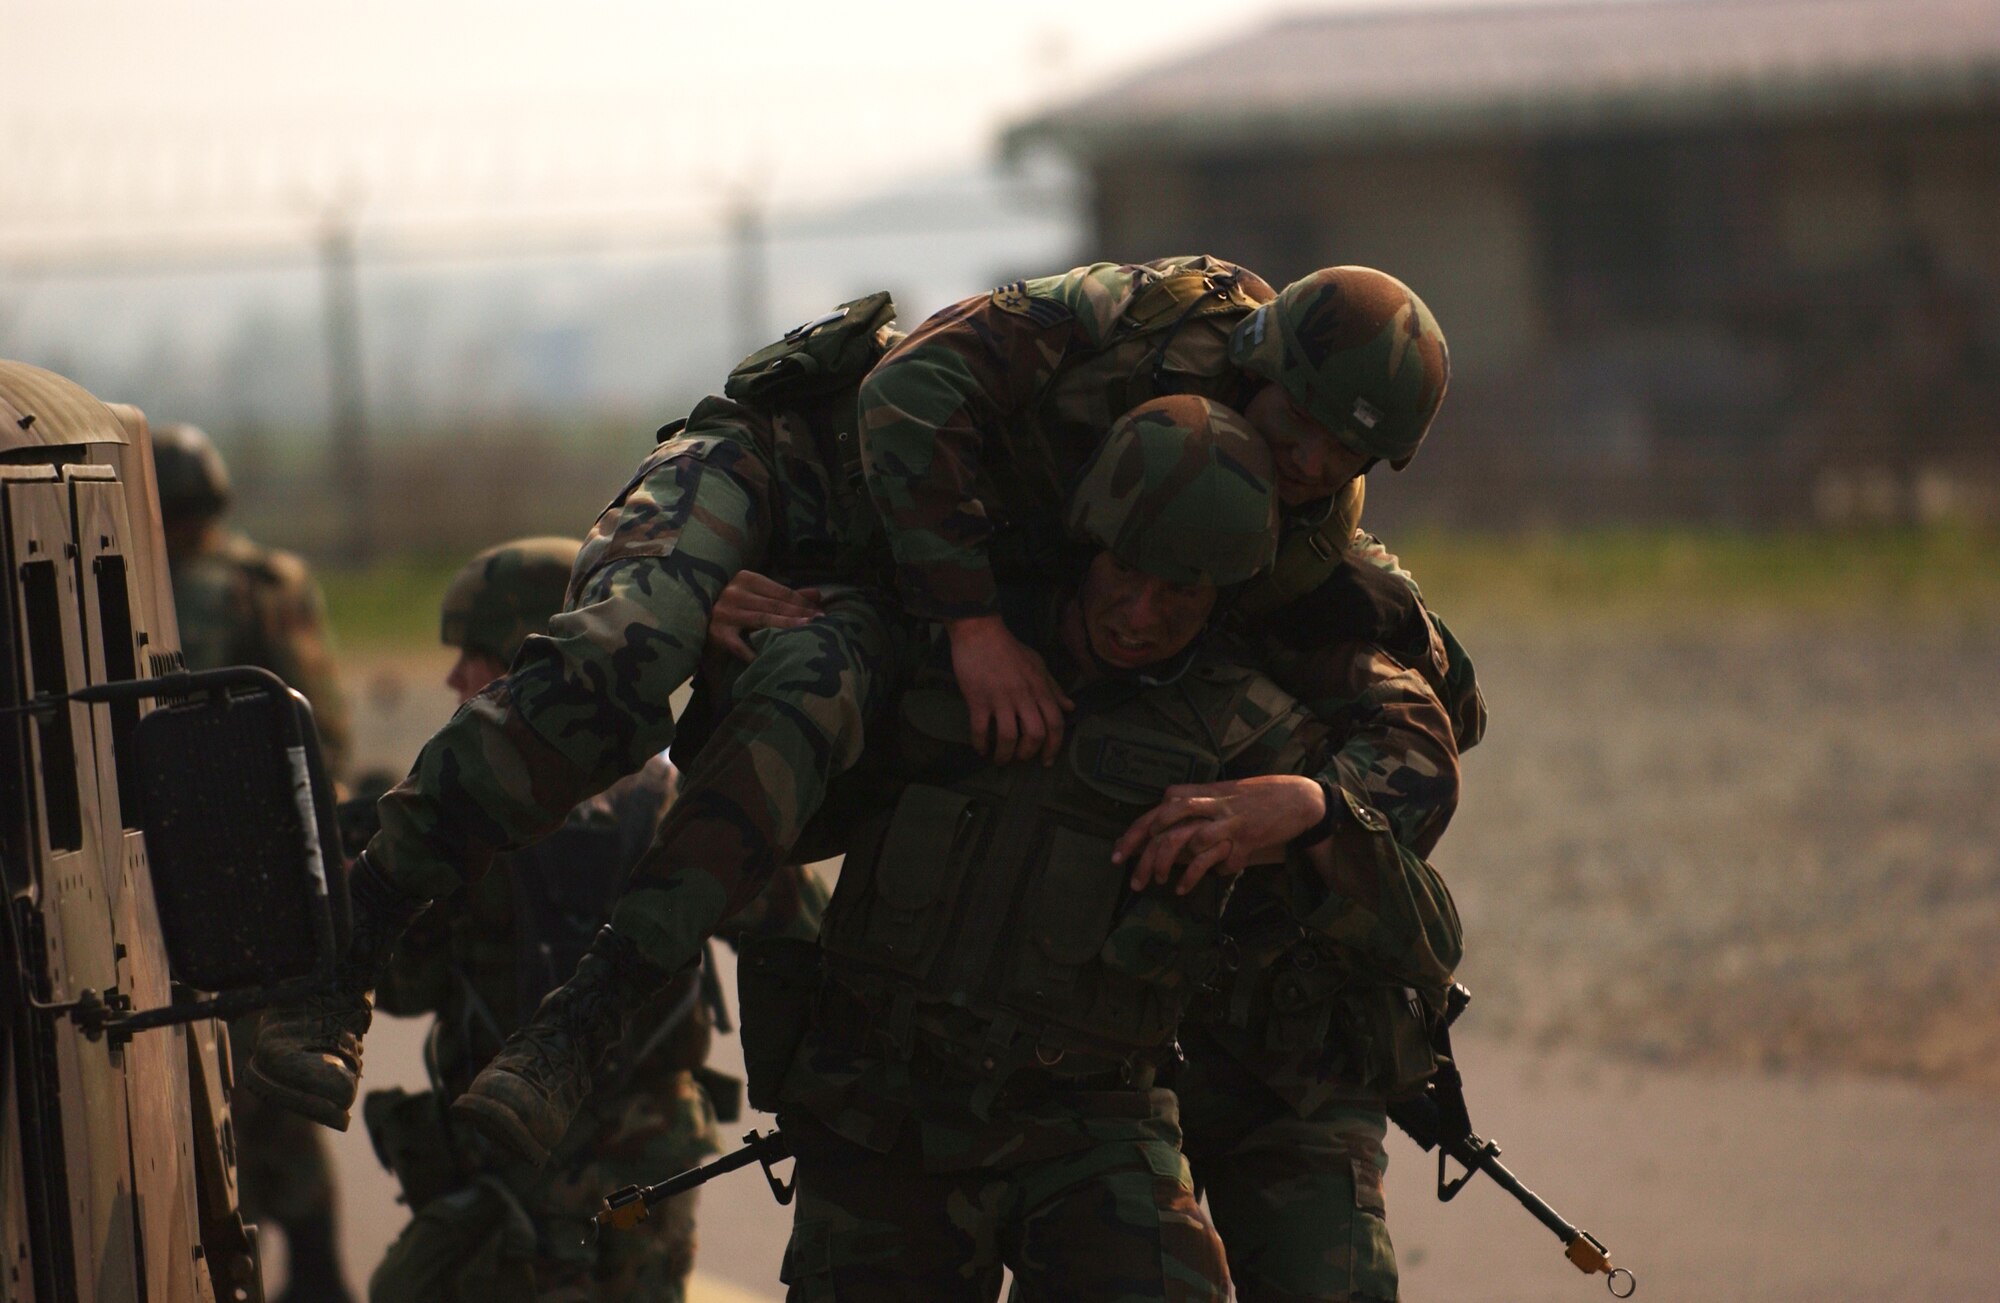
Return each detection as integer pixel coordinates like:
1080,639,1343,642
318,528,2000,650
1391,526,2000,624
320,555,463,650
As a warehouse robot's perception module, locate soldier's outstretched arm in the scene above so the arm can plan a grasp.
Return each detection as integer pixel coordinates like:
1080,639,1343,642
1116,633,1460,891
368,416,777,902
857,291,1089,759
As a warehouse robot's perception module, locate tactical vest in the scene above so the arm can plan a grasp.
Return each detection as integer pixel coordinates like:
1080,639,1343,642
819,684,1235,1092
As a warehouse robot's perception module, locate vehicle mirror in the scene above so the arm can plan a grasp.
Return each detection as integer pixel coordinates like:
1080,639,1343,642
131,678,345,993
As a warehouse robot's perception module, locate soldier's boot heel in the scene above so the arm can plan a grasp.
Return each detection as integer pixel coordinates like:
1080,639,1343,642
452,926,664,1166
245,852,424,1131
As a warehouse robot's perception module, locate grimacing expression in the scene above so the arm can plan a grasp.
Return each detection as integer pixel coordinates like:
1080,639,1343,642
1079,551,1218,671
446,649,510,705
1245,383,1373,507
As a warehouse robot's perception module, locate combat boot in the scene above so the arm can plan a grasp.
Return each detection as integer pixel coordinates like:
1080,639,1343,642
245,852,424,1130
452,926,668,1166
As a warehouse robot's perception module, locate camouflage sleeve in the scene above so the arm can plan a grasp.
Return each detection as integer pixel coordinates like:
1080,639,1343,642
1295,641,1460,857
714,861,831,947
1199,657,1461,984
251,552,354,780
1297,807,1463,990
856,275,1097,621
368,413,776,902
1276,643,1462,986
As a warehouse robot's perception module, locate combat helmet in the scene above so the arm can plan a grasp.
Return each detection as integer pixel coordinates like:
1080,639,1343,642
152,423,233,521
1228,266,1449,469
1067,395,1278,587
439,536,582,665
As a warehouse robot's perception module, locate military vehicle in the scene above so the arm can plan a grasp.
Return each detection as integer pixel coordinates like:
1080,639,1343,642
2,360,346,1302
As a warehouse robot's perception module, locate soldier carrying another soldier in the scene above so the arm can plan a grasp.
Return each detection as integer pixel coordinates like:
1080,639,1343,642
249,264,1478,1299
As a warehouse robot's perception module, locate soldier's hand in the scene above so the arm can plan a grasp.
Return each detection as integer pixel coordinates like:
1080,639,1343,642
1114,775,1327,894
709,570,824,663
947,614,1074,766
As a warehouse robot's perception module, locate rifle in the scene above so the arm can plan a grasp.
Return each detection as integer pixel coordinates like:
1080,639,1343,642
1390,984,1637,1297
597,1126,795,1231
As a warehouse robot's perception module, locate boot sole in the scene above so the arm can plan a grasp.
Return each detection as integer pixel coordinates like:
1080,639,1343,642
450,1091,554,1167
241,1059,353,1132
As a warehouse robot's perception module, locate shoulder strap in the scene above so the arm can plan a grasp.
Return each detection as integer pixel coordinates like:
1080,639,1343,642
1121,262,1268,337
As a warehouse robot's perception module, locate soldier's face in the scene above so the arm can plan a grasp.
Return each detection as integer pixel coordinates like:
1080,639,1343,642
446,649,509,704
1078,552,1217,670
1246,384,1372,507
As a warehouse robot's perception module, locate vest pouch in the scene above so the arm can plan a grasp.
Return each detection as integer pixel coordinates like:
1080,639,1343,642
735,935,823,1113
1327,983,1443,1097
724,292,898,406
1099,883,1226,991
1263,941,1344,1055
822,783,979,981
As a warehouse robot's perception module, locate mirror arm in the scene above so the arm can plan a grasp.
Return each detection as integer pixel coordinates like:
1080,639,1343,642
49,975,333,1049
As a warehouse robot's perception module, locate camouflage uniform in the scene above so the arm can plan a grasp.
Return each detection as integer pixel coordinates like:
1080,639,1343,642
361,539,834,1302
165,516,353,774
770,398,1307,1301
247,297,909,1134
369,299,900,911
366,771,836,1303
858,264,1473,1302
156,421,355,1303
859,255,1476,735
1182,602,1463,1303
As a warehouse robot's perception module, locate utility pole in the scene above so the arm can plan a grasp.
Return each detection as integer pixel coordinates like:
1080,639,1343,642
317,209,372,565
728,186,768,361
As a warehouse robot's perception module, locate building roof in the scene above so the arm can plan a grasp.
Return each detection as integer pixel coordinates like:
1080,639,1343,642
1006,0,2000,156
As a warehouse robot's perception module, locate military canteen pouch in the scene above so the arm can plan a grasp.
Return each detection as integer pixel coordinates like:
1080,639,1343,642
735,934,824,1113
724,291,898,406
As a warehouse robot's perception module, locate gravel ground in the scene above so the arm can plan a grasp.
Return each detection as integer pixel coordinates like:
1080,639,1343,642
1438,612,2000,1089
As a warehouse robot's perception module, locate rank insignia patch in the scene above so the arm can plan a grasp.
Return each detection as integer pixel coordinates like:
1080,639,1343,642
992,281,1033,315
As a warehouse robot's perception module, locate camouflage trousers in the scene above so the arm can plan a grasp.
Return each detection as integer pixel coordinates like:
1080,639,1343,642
779,1112,1230,1303
367,1072,720,1302
611,585,916,975
1177,1052,1398,1303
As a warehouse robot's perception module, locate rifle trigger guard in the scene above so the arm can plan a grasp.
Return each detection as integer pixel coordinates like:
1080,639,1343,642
758,1136,797,1206
1436,1147,1477,1201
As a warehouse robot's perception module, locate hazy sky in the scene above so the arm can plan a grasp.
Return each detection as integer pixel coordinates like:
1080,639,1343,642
1,0,1528,253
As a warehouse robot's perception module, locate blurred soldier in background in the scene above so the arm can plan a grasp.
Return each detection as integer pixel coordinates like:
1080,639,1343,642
154,420,357,1303
155,421,354,776
359,537,828,1303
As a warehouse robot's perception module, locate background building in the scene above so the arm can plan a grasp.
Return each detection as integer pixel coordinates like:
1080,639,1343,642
1008,0,2000,528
